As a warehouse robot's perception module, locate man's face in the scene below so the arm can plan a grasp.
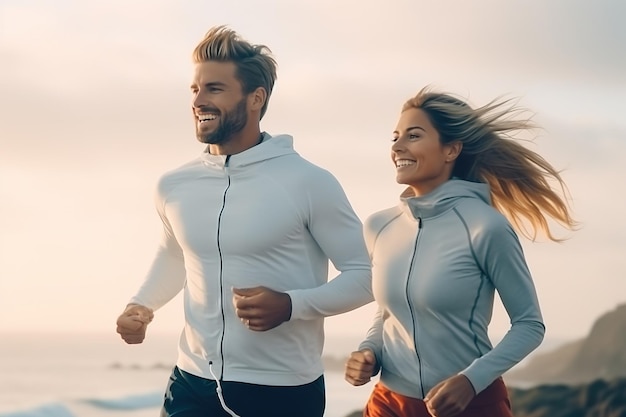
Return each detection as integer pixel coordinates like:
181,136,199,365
190,61,248,145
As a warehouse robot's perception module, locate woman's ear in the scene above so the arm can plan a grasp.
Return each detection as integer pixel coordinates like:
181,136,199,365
445,141,463,162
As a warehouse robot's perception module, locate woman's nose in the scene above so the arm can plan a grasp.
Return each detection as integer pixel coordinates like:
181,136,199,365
391,139,403,152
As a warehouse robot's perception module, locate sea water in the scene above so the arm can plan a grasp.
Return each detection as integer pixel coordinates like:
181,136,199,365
0,331,562,417
0,332,372,417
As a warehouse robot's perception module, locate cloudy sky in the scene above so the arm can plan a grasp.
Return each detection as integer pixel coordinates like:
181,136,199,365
1,0,625,345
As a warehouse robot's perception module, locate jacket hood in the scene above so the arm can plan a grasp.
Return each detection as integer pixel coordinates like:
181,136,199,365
400,179,491,220
199,133,297,169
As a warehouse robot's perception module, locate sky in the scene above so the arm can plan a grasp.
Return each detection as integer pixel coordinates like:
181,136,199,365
1,0,625,345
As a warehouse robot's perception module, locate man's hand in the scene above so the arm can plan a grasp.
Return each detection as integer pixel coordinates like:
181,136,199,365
424,374,476,417
345,349,377,386
116,304,153,344
232,286,292,331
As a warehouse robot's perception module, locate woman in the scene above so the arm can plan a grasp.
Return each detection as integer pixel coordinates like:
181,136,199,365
345,87,576,417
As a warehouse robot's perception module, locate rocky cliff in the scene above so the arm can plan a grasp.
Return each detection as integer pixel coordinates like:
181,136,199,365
508,303,626,385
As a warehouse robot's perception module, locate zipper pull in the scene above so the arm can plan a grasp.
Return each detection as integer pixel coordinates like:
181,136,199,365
418,217,423,229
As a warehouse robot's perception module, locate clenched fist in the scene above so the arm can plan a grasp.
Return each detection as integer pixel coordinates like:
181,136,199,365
345,349,377,386
116,304,153,344
232,286,292,331
424,374,476,417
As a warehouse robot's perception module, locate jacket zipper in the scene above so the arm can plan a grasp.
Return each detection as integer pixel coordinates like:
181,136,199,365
405,216,425,398
216,155,231,380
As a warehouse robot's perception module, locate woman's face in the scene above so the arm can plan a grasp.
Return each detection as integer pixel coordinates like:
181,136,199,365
391,107,459,196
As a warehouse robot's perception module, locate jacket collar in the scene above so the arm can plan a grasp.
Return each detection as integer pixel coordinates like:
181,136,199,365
199,133,297,169
400,179,491,220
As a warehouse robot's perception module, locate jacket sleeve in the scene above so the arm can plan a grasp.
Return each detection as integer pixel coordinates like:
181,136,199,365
357,214,386,367
128,184,186,310
358,305,384,375
286,170,373,320
460,217,545,394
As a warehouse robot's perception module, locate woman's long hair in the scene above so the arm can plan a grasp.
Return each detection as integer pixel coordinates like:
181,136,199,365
403,86,577,241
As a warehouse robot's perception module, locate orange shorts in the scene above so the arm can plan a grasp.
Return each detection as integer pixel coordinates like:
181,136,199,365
363,377,513,417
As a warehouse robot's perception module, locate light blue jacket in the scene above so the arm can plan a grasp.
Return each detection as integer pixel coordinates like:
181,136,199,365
360,179,544,397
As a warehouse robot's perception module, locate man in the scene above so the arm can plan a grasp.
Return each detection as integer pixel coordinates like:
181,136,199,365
115,26,372,417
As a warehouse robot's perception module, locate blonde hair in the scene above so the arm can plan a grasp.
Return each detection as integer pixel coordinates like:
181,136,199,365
403,86,577,241
192,25,277,119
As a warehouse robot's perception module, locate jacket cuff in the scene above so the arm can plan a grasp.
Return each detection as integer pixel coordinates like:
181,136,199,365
284,289,304,321
358,341,382,376
459,366,490,395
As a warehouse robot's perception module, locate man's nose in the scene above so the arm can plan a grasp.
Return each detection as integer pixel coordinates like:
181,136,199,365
192,90,207,109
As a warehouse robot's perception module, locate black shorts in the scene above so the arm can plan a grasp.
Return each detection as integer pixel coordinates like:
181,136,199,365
160,366,326,417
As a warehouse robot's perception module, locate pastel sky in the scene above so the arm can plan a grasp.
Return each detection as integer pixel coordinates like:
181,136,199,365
1,0,625,343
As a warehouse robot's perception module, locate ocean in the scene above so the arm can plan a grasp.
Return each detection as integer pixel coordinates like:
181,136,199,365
0,332,374,417
0,332,561,417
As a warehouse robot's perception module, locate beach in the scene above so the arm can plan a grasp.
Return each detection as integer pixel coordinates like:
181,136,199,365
0,332,372,417
0,331,563,417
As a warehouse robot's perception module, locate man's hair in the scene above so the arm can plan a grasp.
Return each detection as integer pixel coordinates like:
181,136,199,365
192,26,277,119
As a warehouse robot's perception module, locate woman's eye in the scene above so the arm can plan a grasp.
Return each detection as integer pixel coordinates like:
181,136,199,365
409,134,420,140
391,136,398,142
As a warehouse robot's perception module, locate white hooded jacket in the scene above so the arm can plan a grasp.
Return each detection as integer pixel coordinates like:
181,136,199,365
130,133,373,385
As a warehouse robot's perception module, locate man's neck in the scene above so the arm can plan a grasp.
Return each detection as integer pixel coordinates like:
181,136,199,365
208,130,263,156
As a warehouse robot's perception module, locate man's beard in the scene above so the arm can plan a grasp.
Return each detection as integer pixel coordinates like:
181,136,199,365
197,98,248,145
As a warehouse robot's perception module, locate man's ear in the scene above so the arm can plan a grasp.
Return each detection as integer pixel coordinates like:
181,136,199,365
249,87,267,112
445,141,463,162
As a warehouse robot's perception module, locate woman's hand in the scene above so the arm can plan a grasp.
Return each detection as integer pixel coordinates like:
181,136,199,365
424,374,476,417
345,349,377,386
